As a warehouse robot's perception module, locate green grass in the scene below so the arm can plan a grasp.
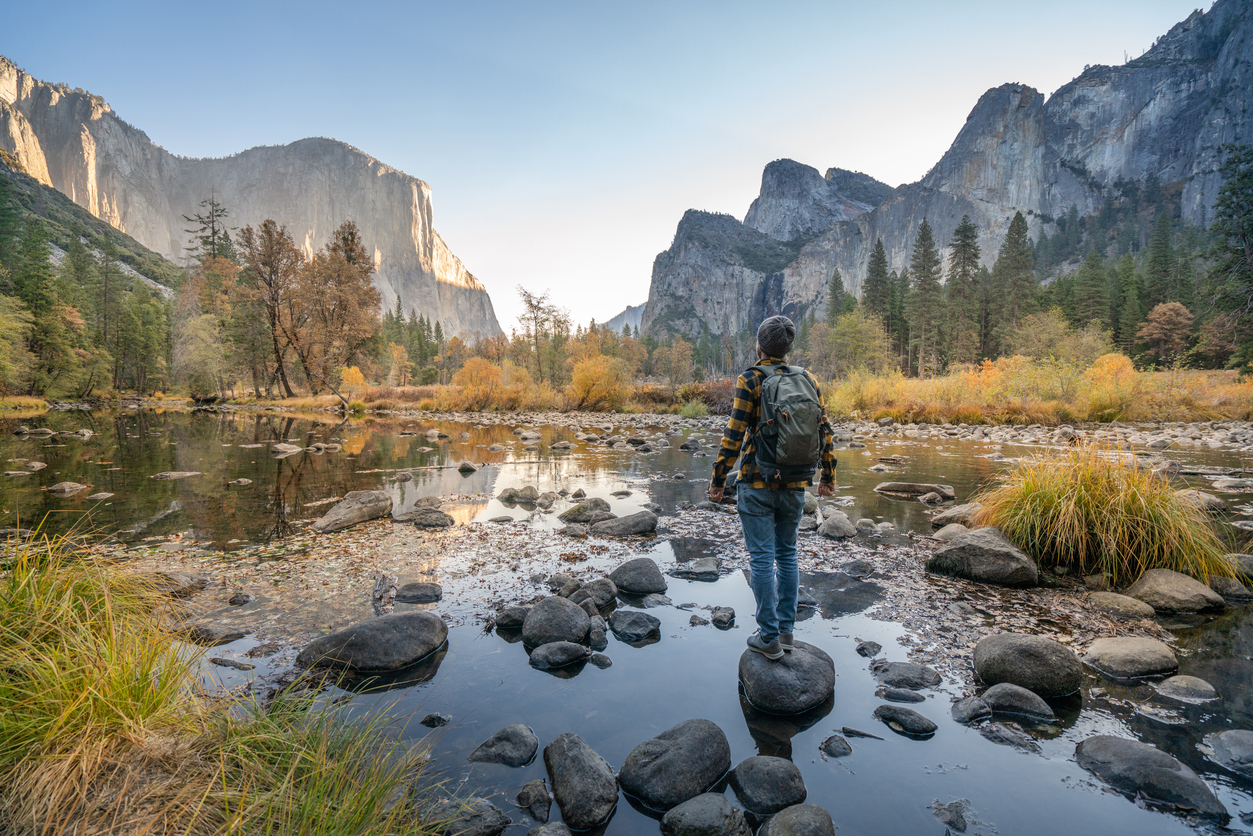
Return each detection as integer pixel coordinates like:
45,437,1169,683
679,400,709,418
0,539,449,835
971,444,1236,587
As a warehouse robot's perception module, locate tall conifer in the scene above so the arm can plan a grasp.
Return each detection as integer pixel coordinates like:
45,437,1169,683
906,219,944,377
945,216,981,364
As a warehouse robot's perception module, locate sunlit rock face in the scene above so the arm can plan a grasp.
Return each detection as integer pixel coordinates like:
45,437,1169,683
0,58,501,340
643,0,1253,339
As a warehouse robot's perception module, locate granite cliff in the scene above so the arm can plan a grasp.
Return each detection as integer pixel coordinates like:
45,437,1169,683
643,0,1253,339
0,58,501,339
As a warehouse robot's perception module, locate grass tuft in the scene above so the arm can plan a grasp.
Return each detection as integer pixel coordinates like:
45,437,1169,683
971,443,1236,587
0,540,448,835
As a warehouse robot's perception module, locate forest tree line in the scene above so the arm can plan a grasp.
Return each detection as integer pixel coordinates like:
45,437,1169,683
0,145,1249,403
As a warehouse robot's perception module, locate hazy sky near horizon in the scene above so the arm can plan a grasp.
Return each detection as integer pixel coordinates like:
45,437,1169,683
5,0,1206,332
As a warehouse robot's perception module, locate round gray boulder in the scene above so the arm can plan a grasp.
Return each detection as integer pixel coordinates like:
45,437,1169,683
873,704,937,737
544,733,618,830
728,756,806,814
1076,735,1227,819
739,641,835,715
660,793,750,836
609,557,668,594
874,661,941,690
1087,591,1155,619
1083,636,1178,679
926,527,1038,587
522,597,590,647
396,582,443,604
1125,568,1226,613
757,803,836,836
618,718,731,811
1154,674,1218,703
972,633,1082,698
980,682,1054,720
530,641,592,670
569,577,618,611
468,724,539,767
296,611,447,671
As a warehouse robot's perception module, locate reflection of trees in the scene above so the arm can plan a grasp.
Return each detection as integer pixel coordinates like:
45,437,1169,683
266,418,306,542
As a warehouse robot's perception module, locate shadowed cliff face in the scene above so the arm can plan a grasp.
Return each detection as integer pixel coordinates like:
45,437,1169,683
644,0,1253,340
0,59,502,340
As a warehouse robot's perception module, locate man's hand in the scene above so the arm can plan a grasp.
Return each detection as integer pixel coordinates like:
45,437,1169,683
708,486,724,503
817,482,834,498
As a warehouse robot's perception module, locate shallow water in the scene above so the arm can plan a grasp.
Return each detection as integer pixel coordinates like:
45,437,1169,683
5,409,1253,834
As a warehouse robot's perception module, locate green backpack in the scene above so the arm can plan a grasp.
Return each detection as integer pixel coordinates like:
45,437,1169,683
750,365,823,485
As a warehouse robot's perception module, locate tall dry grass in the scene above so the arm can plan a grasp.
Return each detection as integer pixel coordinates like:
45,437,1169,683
823,356,1253,425
0,540,447,835
970,443,1236,587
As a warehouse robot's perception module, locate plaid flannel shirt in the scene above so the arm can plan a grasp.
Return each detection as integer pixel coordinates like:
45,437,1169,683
710,357,837,490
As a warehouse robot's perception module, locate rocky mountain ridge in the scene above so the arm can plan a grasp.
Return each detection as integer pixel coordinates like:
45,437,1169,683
643,0,1253,340
0,58,502,339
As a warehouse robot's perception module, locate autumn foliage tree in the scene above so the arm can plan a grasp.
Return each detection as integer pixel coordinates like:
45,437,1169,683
1136,302,1194,363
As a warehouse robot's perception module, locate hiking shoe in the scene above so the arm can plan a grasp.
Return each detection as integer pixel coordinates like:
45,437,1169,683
747,632,784,660
780,632,794,652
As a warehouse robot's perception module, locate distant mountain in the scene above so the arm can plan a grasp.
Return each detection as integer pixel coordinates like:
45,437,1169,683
0,58,502,340
602,303,644,334
643,0,1253,339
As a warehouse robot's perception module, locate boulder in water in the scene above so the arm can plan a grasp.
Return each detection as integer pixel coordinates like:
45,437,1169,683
311,490,392,533
1125,568,1225,613
757,803,835,836
1076,735,1227,819
296,611,446,671
609,557,667,594
927,527,1038,587
728,755,806,814
467,724,538,767
544,733,618,830
739,640,834,715
972,633,1082,697
618,718,731,811
522,597,590,647
660,793,750,836
1083,636,1178,679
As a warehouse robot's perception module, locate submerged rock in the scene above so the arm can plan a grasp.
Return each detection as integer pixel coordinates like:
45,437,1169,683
1154,675,1219,703
397,508,456,528
618,718,731,811
1201,729,1253,777
873,705,937,737
875,482,956,499
311,490,392,533
47,481,87,496
295,611,446,671
1076,735,1227,818
819,734,852,758
1125,568,1225,613
529,641,592,670
927,527,1038,587
951,696,992,725
1084,637,1178,679
980,682,1054,720
150,471,202,480
972,633,1082,698
739,641,834,715
544,733,618,830
495,606,529,630
396,582,443,603
660,793,750,836
757,803,835,836
874,661,940,690
608,610,661,642
429,798,510,836
672,557,720,580
468,724,539,767
728,756,806,815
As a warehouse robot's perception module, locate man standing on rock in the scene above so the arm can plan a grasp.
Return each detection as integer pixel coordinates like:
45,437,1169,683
708,315,836,661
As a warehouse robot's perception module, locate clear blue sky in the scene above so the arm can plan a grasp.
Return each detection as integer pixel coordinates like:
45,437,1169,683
3,0,1206,331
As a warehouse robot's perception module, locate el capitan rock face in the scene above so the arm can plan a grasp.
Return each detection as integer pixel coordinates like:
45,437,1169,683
642,0,1253,341
0,58,501,340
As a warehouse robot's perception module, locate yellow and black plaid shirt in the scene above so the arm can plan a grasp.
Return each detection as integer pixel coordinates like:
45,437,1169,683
710,358,838,490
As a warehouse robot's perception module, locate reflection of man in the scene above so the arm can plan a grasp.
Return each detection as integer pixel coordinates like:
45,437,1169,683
708,316,837,661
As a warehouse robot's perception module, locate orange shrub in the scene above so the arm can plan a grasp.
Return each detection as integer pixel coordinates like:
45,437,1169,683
568,356,628,411
453,357,504,410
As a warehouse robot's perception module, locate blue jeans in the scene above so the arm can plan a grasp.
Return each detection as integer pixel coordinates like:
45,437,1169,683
737,484,804,643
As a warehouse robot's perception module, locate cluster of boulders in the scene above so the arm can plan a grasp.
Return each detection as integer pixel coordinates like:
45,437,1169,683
433,718,837,836
961,631,1232,819
823,417,1253,453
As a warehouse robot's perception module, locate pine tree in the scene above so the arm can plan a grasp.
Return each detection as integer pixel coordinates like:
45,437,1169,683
183,195,237,263
990,211,1036,354
826,269,846,323
862,238,891,321
1144,211,1173,309
1115,253,1143,352
14,220,76,393
1073,249,1110,328
944,216,981,365
906,219,944,376
0,172,21,288
892,268,909,367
